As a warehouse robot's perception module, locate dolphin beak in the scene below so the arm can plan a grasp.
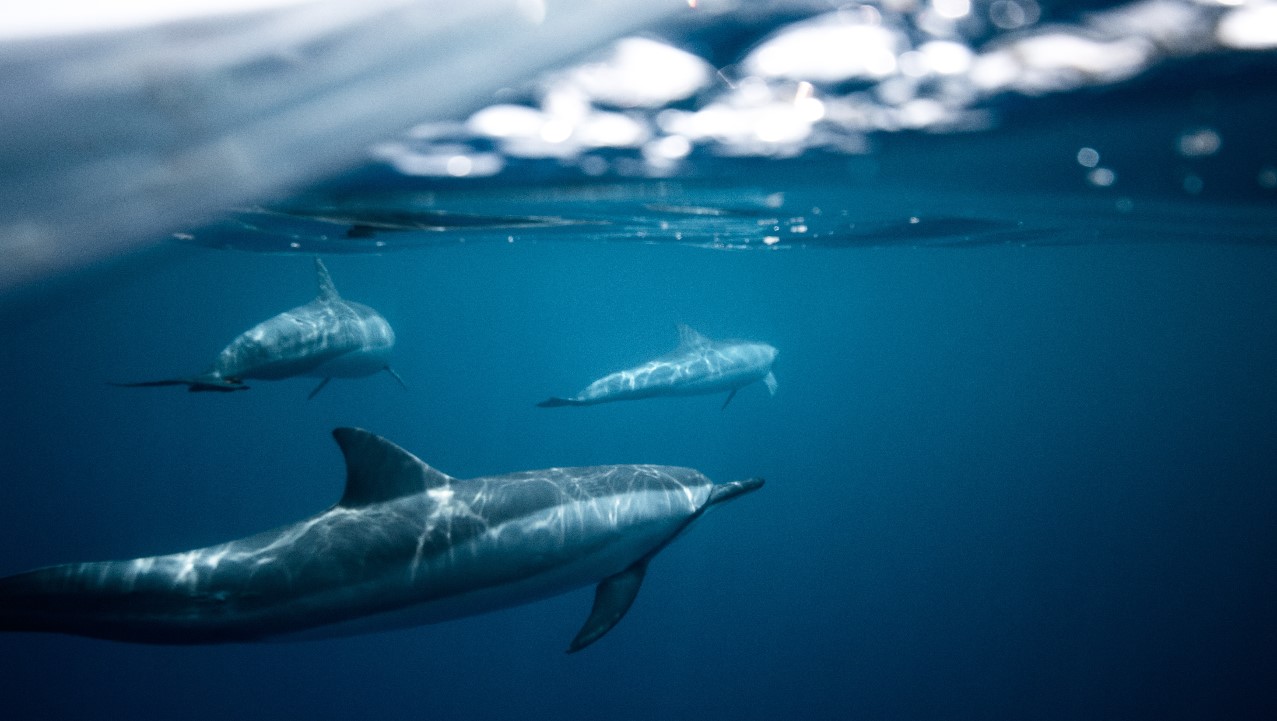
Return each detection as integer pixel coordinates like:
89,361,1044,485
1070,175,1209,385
707,477,765,506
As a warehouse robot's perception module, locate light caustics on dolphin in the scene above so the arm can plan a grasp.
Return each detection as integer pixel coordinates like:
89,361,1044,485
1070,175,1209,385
0,429,763,651
114,258,403,398
539,324,778,409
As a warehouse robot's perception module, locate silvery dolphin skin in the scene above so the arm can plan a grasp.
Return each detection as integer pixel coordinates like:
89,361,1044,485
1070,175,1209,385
0,429,763,651
115,258,403,398
539,325,778,409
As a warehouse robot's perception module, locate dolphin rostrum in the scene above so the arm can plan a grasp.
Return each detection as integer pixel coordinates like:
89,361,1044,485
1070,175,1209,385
114,258,403,398
539,324,778,409
0,429,763,651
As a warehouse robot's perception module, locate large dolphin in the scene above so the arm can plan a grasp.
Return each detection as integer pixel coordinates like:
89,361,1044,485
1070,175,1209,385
539,325,778,409
0,429,762,651
115,258,403,398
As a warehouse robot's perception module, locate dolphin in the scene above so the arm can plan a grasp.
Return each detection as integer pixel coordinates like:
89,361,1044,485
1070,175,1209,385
539,324,778,409
0,428,762,651
114,258,403,398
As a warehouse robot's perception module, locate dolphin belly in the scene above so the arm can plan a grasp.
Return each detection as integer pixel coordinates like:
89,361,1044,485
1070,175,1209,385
304,346,393,378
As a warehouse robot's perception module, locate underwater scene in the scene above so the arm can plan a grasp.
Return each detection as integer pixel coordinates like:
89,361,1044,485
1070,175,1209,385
1,1,1275,719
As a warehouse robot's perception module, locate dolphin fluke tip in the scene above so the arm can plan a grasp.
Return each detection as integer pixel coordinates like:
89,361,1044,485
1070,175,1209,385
536,397,584,408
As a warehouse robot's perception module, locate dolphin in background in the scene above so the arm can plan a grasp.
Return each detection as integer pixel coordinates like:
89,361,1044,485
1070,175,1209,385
115,258,403,398
539,324,778,409
0,428,762,651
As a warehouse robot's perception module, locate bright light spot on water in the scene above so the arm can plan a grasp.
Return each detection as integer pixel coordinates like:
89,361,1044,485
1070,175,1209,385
792,81,827,121
968,50,1021,91
446,155,473,177
562,37,712,108
899,98,949,128
919,41,974,75
1259,167,1277,188
1088,167,1117,187
1077,147,1100,168
468,105,544,138
1177,128,1221,157
763,236,780,245
375,145,505,177
755,104,811,143
996,33,1153,94
540,119,573,144
1218,3,1277,49
933,0,971,19
576,112,649,148
651,134,692,160
744,14,902,82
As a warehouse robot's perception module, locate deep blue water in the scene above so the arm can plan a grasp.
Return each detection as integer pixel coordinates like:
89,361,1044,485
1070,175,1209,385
3,223,1276,719
3,2,1277,719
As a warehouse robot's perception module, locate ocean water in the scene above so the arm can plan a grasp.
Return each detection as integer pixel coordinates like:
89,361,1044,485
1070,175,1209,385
3,2,1277,720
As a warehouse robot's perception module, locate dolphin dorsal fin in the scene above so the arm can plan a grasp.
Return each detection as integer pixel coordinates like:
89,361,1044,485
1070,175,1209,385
676,324,711,349
315,258,340,302
332,428,454,508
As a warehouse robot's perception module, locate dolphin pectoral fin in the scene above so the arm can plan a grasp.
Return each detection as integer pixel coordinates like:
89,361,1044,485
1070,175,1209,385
721,388,738,410
384,366,408,390
307,377,332,400
568,560,648,653
537,397,585,408
764,371,778,396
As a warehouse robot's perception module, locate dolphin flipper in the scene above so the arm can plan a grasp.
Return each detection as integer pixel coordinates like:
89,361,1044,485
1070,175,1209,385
384,366,407,390
307,377,332,400
721,388,738,410
567,559,648,653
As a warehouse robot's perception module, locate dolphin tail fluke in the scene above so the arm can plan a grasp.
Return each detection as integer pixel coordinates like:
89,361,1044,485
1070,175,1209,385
384,366,408,390
567,559,648,653
536,397,587,408
111,376,248,393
